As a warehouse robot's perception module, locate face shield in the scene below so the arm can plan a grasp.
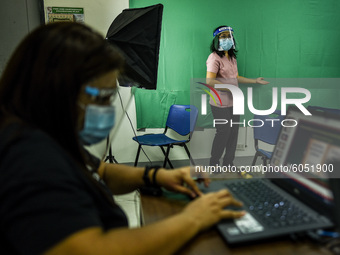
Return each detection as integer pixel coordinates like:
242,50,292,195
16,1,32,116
213,26,235,51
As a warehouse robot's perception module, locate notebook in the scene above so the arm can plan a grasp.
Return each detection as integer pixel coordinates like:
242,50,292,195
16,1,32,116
199,106,340,244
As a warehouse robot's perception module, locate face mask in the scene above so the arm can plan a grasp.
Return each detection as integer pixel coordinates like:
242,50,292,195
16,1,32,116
218,38,234,51
79,104,115,145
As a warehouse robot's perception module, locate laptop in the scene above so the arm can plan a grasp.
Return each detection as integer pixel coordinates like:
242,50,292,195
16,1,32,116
199,106,340,244
330,162,340,233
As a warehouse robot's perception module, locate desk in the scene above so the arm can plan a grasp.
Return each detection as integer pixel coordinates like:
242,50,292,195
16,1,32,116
141,194,333,255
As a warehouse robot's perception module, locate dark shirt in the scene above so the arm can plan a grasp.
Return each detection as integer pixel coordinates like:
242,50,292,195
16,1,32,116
0,124,128,254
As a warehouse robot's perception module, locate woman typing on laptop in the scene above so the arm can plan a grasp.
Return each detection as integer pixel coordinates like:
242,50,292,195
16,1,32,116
0,22,244,255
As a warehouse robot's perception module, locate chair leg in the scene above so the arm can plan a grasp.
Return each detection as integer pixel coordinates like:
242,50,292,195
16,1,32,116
263,157,268,166
134,144,142,167
251,152,260,166
159,146,172,168
183,144,195,165
161,145,173,169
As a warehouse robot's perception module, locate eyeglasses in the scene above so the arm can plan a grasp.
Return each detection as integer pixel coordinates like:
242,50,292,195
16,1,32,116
219,34,232,39
84,85,117,104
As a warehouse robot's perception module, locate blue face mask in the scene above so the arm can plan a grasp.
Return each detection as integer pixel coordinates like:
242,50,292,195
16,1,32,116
79,104,115,145
218,38,234,51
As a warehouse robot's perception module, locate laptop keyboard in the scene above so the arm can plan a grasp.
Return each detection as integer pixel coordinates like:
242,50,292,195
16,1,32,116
226,180,317,228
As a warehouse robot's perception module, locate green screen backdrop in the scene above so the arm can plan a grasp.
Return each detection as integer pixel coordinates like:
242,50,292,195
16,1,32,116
130,0,340,128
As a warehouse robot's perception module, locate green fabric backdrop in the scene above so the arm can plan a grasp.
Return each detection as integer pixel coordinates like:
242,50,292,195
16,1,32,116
130,0,340,129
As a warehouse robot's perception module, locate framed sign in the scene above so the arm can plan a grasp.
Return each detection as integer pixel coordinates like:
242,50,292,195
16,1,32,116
45,7,84,23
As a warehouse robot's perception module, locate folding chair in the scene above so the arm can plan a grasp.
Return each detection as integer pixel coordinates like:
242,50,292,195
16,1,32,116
132,105,198,168
251,110,284,166
307,105,340,116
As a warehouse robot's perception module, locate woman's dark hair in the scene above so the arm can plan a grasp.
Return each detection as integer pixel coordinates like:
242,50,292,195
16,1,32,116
210,25,238,59
0,22,124,166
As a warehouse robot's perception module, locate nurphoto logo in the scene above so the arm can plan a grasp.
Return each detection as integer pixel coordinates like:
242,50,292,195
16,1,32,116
198,83,312,128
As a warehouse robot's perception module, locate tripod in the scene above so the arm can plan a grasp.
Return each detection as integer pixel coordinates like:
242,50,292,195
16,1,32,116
104,136,118,163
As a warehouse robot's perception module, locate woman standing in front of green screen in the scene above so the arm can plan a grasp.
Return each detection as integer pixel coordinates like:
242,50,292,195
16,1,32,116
206,25,269,168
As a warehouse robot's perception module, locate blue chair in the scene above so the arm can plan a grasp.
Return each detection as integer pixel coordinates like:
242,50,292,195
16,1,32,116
251,110,284,166
133,105,198,168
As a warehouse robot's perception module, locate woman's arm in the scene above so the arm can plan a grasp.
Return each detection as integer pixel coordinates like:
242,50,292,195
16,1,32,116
237,75,269,84
206,71,222,86
98,163,206,198
45,189,245,255
206,71,231,92
97,162,145,195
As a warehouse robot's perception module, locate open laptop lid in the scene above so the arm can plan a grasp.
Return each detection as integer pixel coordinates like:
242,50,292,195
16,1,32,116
269,106,340,219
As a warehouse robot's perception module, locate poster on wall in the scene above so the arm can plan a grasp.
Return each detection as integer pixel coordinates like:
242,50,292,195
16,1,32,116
45,7,85,23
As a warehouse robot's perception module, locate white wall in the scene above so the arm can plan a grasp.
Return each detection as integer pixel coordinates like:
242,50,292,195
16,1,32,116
42,0,128,36
0,0,41,75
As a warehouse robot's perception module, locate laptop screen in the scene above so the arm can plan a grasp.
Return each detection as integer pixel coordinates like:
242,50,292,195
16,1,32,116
270,107,340,217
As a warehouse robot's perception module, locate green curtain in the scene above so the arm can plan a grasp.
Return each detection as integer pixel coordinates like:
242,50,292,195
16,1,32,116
130,0,340,129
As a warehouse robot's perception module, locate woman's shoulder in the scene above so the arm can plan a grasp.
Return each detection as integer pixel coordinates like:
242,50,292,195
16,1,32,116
230,56,238,64
207,52,224,64
207,51,220,59
0,123,60,154
0,123,76,177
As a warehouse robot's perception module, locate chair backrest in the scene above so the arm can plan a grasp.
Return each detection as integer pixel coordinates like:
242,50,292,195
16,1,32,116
253,110,284,145
166,105,198,136
307,105,340,116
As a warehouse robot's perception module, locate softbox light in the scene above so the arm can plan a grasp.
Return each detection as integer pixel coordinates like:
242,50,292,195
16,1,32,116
106,4,163,90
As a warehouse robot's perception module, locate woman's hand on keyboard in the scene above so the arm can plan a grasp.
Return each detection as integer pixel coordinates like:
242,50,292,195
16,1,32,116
181,189,246,232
